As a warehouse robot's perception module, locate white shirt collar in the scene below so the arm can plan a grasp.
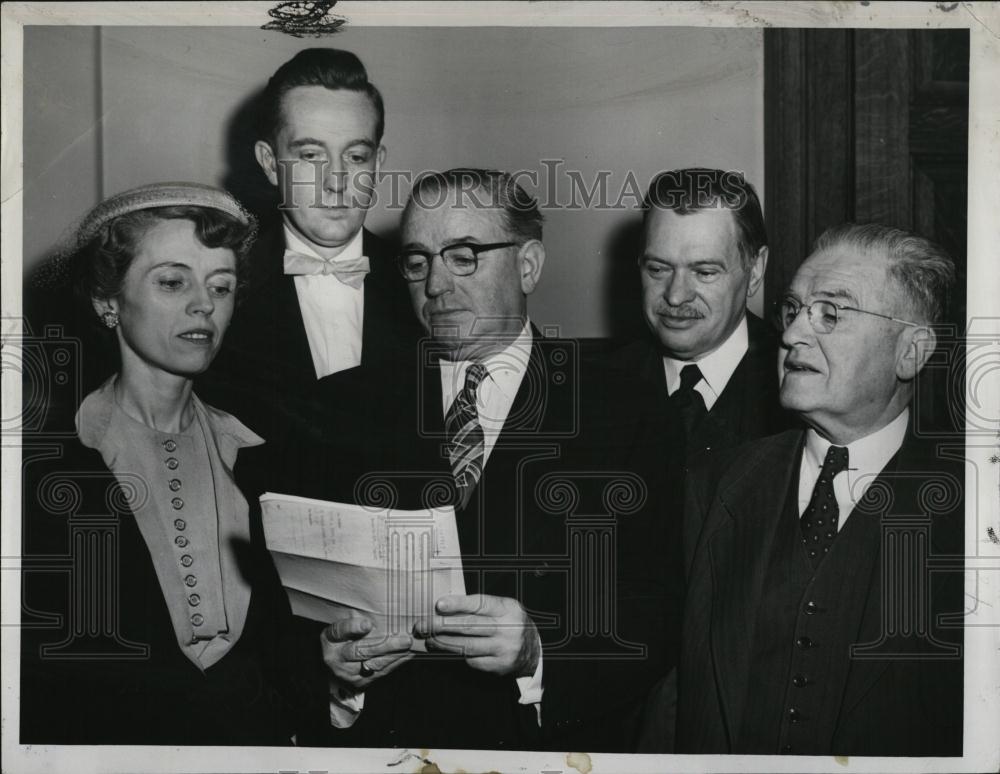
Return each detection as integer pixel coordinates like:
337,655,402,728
439,321,533,463
283,222,364,263
662,316,749,409
804,408,909,479
440,320,533,410
799,408,909,528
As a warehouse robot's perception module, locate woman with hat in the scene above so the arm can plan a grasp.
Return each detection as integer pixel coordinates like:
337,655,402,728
20,183,318,745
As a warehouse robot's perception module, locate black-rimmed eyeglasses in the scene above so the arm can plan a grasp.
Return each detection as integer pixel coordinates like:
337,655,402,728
397,242,516,282
775,297,921,334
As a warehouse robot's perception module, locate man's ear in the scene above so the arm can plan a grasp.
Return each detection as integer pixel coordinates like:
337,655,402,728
376,145,387,175
254,140,279,187
518,240,546,295
896,324,937,381
746,245,768,298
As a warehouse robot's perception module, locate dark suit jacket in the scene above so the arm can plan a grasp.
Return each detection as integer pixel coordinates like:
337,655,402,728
199,223,420,443
610,314,792,750
278,332,677,751
609,313,789,467
675,427,964,756
18,418,321,745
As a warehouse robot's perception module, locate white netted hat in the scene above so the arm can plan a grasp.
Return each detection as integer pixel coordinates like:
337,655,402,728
73,182,252,248
32,182,256,289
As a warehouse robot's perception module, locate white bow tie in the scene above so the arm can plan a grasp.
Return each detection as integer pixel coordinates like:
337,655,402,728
283,250,370,288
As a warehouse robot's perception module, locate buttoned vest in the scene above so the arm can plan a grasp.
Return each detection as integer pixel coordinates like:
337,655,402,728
737,465,883,754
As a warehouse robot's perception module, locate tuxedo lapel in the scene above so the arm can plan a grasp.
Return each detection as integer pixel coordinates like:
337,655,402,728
249,225,315,383
361,229,394,367
706,431,803,741
273,272,316,381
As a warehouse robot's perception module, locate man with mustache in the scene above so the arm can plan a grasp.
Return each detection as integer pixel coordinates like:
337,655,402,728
202,48,418,440
622,168,792,751
629,166,787,471
675,224,963,755
287,169,674,751
615,168,790,553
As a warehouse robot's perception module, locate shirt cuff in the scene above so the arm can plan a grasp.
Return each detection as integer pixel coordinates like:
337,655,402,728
328,679,365,728
515,648,544,726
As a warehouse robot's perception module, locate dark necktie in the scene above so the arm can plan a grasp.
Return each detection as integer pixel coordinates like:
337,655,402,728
445,363,488,509
672,363,708,444
800,445,850,568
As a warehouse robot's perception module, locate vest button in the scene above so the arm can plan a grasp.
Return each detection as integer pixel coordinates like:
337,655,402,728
792,674,808,687
788,707,802,723
782,744,794,754
804,600,818,615
796,636,814,649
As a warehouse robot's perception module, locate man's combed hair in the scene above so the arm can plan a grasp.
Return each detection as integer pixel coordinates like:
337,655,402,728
643,167,767,270
258,48,385,144
404,168,544,243
813,223,956,325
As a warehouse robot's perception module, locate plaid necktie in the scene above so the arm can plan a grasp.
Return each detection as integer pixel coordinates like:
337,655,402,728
800,445,850,568
445,363,488,509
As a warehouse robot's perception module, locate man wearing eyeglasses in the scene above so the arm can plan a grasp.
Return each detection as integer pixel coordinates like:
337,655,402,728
291,169,672,751
673,223,963,755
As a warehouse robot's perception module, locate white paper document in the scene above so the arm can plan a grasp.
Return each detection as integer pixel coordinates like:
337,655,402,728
260,492,465,649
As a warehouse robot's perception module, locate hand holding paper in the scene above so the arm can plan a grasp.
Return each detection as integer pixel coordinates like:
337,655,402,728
414,594,541,678
321,614,413,688
260,492,466,653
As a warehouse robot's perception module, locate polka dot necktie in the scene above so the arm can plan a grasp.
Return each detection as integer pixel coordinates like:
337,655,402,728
445,363,488,510
800,445,850,568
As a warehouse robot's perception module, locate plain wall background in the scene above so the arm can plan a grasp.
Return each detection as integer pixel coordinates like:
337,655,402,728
24,25,764,338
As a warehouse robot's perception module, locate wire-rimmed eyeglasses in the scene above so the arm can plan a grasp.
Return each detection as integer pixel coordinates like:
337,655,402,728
774,297,922,334
397,241,516,282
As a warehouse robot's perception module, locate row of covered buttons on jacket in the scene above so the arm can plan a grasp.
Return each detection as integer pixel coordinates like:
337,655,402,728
163,438,203,628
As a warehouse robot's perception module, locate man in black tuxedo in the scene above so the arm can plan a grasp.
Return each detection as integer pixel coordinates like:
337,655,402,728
676,223,963,755
283,169,675,751
203,49,418,440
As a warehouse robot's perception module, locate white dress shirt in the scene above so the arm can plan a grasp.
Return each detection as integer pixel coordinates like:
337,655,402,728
438,321,533,465
662,316,749,408
329,321,545,727
797,408,909,528
286,225,365,378
437,321,544,718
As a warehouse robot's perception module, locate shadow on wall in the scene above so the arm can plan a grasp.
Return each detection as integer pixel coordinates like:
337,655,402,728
602,216,648,345
221,86,281,225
